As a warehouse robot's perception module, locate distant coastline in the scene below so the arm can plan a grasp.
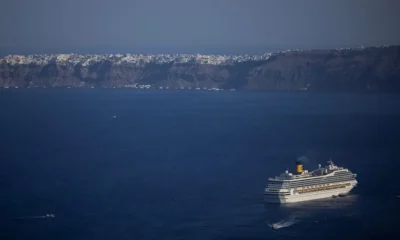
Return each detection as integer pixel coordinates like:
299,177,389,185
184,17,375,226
1,45,399,93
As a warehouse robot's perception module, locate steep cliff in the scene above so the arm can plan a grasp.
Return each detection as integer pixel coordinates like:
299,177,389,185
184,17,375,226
1,46,399,92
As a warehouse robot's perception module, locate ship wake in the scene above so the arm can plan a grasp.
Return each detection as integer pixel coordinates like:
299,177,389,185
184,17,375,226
7,213,55,220
269,217,299,229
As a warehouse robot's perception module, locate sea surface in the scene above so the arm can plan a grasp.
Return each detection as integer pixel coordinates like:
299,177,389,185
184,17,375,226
1,89,400,240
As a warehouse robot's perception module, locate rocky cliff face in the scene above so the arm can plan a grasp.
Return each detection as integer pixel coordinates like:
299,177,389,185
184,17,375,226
1,46,399,92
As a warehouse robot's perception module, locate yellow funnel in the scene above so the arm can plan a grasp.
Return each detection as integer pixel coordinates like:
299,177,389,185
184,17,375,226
296,162,303,174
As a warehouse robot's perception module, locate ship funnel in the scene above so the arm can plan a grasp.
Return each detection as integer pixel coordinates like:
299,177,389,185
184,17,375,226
296,160,303,174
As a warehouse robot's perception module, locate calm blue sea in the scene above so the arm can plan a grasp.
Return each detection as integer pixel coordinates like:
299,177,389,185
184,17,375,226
1,89,400,240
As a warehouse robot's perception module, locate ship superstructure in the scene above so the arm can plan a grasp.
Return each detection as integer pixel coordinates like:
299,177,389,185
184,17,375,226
264,159,357,203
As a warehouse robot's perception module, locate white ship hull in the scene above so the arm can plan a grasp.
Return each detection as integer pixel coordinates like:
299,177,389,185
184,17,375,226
265,180,357,204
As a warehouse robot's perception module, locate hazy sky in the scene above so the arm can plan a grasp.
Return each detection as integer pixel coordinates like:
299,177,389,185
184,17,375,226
1,0,399,54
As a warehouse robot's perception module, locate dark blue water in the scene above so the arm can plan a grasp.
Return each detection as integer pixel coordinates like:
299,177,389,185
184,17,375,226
1,89,400,240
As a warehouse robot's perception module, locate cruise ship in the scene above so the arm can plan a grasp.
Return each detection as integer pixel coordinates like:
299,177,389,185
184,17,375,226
264,159,357,204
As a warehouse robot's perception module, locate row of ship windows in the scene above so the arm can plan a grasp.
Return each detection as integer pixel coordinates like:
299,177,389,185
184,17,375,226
268,176,354,185
289,176,355,185
276,175,354,183
296,183,351,194
297,182,351,188
268,182,353,189
265,182,352,194
291,176,354,183
267,177,355,189
297,174,354,181
268,174,354,186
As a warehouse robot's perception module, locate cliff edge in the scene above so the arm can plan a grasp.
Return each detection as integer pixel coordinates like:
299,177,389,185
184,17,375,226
1,45,399,92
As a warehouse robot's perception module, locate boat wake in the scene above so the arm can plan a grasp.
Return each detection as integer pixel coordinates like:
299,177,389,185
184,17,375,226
269,217,299,229
8,213,55,220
